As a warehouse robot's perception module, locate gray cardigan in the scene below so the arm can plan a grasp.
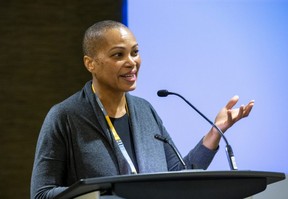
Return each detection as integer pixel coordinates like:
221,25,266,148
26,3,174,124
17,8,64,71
31,81,217,199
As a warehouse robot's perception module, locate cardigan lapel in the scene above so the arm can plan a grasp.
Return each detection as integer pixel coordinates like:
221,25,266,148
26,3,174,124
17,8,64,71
126,93,168,173
83,81,132,175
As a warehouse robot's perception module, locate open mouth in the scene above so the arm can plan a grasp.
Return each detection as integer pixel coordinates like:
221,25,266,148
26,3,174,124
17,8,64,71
120,73,137,82
120,68,138,82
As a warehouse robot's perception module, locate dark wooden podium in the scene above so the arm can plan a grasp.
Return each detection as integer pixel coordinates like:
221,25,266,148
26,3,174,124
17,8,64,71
55,170,285,199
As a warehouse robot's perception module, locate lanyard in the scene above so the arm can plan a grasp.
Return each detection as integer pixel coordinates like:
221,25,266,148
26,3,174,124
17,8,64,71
92,84,137,174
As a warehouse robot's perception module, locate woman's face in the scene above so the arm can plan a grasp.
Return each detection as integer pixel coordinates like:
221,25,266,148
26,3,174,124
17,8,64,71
89,27,141,94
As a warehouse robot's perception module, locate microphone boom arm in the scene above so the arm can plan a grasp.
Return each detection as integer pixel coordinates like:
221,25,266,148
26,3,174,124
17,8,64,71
159,90,238,170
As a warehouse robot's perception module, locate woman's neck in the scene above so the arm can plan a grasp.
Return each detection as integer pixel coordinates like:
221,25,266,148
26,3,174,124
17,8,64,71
92,83,127,118
101,95,127,118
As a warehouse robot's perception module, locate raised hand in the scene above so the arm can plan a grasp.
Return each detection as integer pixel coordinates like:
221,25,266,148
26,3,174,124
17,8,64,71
214,95,255,133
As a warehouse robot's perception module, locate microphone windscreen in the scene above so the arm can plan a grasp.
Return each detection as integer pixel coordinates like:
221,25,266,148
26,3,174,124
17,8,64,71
157,90,169,97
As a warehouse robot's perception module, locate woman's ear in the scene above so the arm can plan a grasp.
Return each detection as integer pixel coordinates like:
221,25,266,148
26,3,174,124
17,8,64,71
83,55,95,72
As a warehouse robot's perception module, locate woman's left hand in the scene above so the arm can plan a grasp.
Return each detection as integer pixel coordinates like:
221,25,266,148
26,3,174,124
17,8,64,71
214,95,255,133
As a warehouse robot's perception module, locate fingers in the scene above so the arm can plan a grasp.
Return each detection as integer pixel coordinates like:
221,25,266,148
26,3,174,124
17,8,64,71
231,100,254,123
235,105,244,121
216,97,254,133
227,109,233,124
226,97,254,124
228,105,244,125
226,95,239,109
242,100,255,118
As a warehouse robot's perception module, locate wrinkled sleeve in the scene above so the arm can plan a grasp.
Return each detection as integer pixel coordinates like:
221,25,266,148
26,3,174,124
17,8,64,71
162,126,218,171
183,138,218,170
30,106,68,199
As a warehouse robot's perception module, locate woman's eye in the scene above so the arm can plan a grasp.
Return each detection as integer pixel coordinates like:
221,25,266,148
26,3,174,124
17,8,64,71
132,50,139,56
112,53,123,57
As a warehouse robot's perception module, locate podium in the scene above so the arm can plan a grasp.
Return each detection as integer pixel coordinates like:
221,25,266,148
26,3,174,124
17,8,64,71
55,170,285,199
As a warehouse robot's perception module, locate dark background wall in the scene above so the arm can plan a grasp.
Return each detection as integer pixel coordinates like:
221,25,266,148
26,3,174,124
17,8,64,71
0,1,123,198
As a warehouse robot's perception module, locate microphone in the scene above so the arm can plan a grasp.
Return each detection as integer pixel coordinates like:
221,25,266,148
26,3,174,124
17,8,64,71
154,134,187,170
157,89,238,170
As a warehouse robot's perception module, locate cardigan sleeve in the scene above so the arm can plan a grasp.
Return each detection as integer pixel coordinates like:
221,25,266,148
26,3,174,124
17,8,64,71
30,105,69,199
161,126,218,171
183,138,218,169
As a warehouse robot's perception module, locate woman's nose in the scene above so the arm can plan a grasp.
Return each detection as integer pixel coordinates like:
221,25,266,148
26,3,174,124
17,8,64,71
125,55,138,67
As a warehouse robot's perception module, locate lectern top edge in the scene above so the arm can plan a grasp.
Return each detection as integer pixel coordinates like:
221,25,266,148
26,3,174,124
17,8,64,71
55,170,286,199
